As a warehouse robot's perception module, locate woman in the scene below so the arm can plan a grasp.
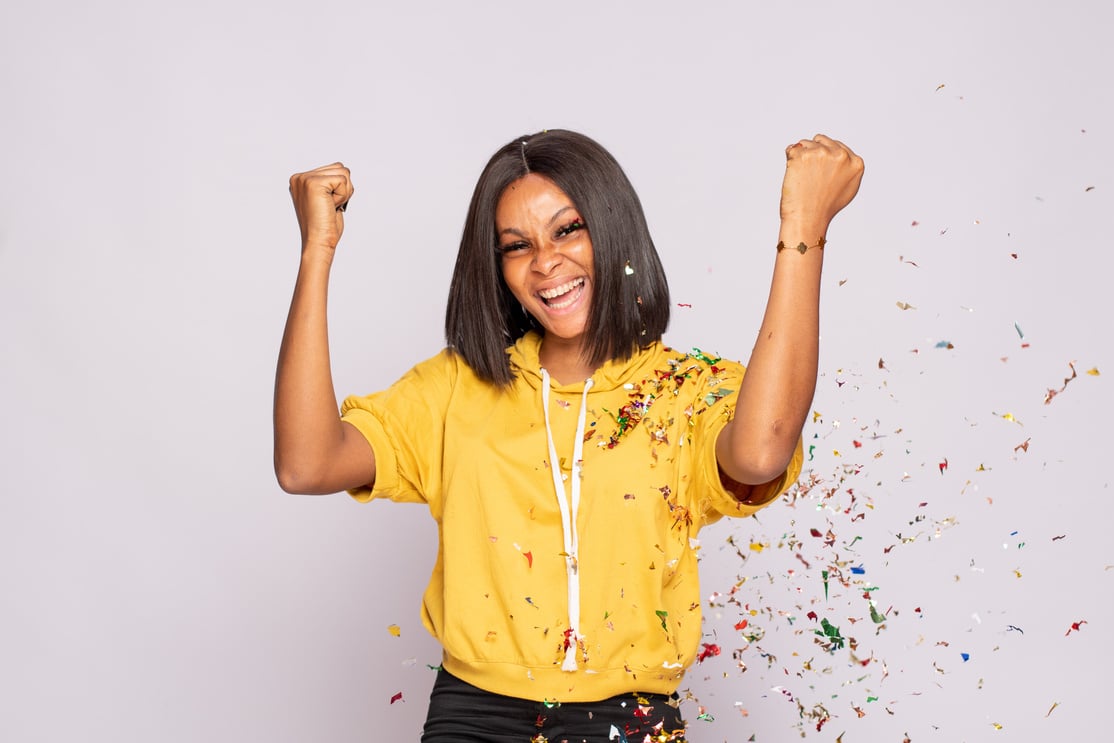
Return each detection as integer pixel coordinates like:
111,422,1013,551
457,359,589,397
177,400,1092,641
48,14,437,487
275,130,863,742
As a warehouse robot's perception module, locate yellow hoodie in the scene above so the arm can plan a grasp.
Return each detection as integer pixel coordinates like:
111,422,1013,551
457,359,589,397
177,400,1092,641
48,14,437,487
340,331,802,702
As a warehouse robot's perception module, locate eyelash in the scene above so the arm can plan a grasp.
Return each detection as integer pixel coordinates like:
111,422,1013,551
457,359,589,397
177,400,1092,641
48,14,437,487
556,219,586,238
497,219,587,254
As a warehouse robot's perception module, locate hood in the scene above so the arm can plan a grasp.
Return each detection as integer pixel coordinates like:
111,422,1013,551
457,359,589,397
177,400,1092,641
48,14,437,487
507,331,664,393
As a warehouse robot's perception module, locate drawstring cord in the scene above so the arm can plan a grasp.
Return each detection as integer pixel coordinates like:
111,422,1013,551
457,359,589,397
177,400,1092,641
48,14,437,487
540,369,594,671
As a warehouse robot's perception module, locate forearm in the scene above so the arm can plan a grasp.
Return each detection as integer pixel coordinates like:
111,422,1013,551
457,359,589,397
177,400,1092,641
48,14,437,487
717,221,823,484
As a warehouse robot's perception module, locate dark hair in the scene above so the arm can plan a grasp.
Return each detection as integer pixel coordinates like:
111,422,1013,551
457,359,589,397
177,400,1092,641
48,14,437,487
445,129,670,386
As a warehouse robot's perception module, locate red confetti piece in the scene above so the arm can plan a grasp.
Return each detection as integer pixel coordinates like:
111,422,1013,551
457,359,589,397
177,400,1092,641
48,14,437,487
390,691,403,704
1066,620,1088,636
938,458,948,474
524,551,533,568
697,643,721,662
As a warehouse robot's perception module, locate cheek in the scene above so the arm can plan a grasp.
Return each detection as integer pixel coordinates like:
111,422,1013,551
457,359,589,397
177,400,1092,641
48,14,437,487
500,261,527,299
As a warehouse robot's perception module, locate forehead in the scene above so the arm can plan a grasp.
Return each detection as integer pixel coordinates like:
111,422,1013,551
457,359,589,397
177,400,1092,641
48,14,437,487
495,174,577,227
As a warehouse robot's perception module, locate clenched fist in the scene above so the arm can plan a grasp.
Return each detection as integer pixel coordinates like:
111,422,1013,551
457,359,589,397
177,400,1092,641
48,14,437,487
780,135,864,238
289,163,354,253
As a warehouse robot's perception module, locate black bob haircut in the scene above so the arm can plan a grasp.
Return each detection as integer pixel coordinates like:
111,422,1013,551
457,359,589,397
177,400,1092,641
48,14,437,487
445,129,670,386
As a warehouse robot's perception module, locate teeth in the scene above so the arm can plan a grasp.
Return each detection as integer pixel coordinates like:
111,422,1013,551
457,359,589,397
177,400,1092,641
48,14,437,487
539,277,585,300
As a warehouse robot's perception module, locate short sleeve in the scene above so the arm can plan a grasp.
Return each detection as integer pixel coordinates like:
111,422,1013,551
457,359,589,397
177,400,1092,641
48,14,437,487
687,358,804,523
339,350,457,505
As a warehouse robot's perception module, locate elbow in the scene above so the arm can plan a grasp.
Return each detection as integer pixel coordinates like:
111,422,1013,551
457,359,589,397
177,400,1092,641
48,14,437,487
745,449,794,485
274,457,324,495
718,423,798,485
722,449,792,486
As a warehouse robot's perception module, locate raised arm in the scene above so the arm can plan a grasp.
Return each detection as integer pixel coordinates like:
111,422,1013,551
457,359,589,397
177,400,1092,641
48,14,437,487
274,163,376,495
716,135,864,489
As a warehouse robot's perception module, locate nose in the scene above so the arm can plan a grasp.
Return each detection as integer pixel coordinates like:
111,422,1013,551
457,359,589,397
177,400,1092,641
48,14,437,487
530,240,563,274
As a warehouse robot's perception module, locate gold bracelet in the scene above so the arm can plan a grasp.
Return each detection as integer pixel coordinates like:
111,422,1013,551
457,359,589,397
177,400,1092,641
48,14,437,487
776,237,826,254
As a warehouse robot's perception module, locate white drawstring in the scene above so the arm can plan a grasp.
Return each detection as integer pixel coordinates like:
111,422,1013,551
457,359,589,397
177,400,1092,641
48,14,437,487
540,368,594,671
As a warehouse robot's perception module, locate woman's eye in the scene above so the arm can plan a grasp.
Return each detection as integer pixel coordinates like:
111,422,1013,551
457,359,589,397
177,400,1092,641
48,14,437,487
556,220,586,238
497,242,529,254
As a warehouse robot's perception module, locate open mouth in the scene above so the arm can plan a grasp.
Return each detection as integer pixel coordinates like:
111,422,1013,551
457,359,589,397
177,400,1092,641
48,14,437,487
538,277,586,309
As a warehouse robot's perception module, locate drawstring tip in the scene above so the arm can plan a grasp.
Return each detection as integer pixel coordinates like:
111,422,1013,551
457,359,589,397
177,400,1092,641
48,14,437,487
562,646,579,672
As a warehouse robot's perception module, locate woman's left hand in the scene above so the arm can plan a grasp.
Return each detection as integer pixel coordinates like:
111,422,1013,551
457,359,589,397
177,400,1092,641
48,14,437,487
779,135,864,236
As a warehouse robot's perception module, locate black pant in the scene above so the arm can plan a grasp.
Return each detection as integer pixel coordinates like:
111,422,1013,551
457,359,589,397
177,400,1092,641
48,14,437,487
421,669,688,742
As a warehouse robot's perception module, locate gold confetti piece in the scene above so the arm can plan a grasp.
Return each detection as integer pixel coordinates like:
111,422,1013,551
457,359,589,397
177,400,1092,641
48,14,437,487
896,301,916,310
388,624,401,637
996,412,1023,425
1046,701,1059,717
749,542,765,553
1087,367,1100,376
935,83,946,91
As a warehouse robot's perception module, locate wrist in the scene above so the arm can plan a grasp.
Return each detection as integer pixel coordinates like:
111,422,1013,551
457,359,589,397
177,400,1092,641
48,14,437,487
299,243,337,273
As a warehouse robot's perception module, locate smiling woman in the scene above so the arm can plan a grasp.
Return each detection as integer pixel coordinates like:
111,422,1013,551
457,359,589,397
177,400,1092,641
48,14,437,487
274,129,864,742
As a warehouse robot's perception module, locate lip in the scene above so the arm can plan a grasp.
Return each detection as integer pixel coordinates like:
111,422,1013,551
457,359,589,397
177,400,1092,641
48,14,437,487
534,276,588,313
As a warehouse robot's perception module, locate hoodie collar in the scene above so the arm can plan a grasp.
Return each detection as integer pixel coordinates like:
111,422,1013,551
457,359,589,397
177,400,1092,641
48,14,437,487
507,331,663,393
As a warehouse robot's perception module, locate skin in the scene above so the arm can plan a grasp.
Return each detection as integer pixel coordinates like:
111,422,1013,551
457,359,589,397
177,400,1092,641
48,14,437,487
495,173,596,384
716,134,865,486
274,163,375,494
273,136,864,495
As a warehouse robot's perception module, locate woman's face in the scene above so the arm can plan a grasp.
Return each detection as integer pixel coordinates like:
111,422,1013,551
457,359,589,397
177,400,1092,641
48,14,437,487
496,173,595,350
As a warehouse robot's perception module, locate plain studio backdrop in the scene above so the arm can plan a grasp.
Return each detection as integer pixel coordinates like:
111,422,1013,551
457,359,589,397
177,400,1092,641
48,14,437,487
2,1,1112,741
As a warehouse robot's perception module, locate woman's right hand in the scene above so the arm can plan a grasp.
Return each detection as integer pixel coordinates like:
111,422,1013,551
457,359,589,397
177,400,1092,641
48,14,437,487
289,163,354,252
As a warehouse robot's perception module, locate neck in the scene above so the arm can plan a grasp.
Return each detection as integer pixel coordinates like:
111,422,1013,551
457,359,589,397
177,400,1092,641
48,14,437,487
538,337,595,385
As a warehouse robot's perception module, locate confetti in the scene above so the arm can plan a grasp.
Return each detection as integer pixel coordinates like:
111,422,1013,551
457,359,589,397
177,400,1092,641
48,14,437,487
1065,620,1088,636
1043,362,1079,404
387,624,401,637
390,691,403,704
697,643,721,662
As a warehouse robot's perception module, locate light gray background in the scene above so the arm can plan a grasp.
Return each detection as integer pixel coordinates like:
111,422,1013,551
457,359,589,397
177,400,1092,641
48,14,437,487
2,1,1111,741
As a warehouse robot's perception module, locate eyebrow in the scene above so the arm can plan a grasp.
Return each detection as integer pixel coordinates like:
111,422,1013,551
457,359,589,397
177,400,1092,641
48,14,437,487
497,206,577,238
